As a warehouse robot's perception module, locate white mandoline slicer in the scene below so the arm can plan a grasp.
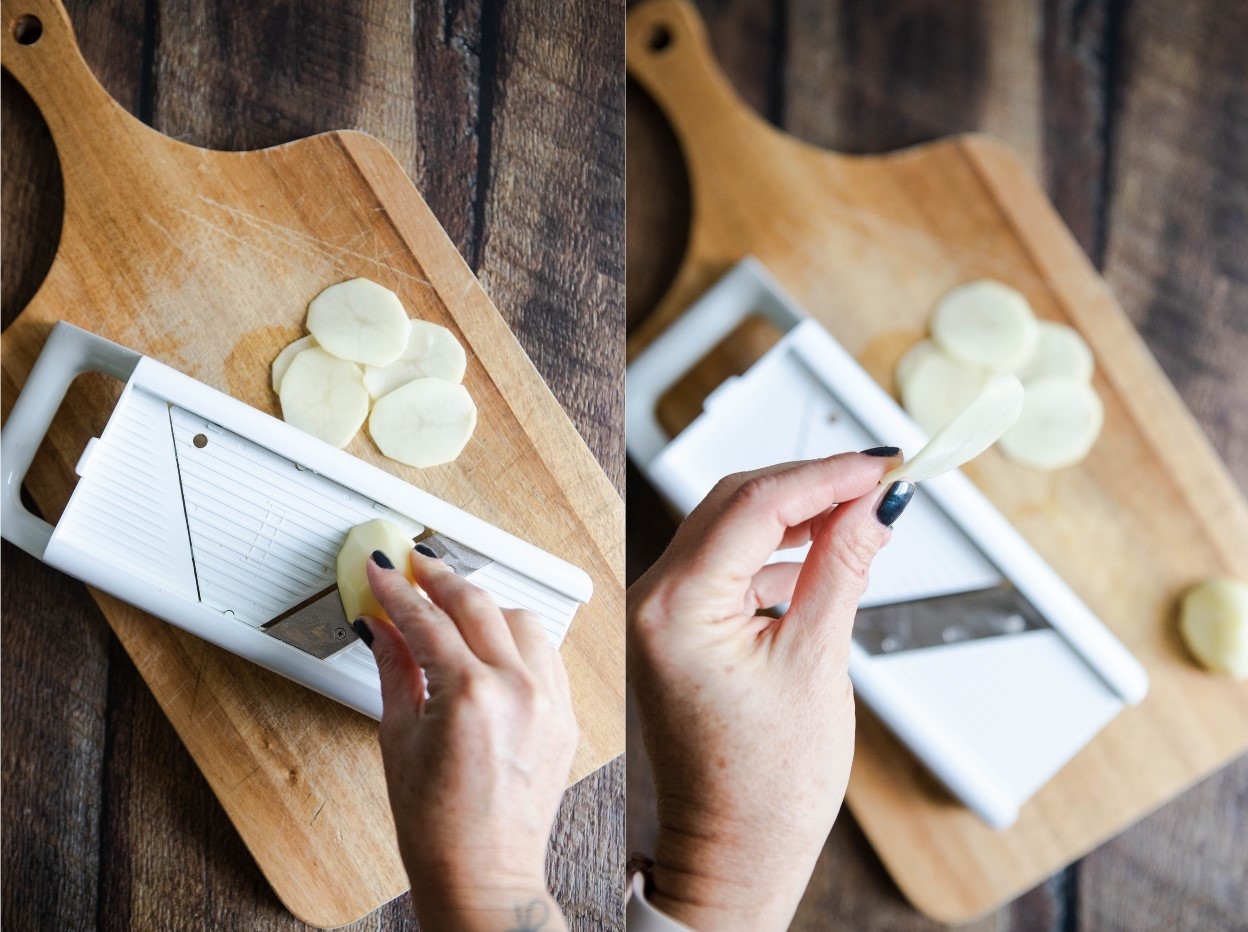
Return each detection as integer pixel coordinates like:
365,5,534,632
627,258,1148,829
2,323,593,720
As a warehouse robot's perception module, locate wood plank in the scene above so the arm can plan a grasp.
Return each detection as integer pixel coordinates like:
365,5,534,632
477,0,627,494
0,544,110,932
407,0,486,259
1078,757,1248,930
1077,0,1248,926
1040,0,1116,262
776,0,1040,173
549,758,627,929
1102,0,1248,486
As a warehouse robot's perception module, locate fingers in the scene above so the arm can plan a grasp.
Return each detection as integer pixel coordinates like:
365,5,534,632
782,480,914,656
745,561,802,612
409,551,525,669
692,453,896,585
366,556,475,675
355,615,426,721
502,608,556,677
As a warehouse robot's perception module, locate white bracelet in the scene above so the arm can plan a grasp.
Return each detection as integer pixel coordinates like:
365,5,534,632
626,865,696,931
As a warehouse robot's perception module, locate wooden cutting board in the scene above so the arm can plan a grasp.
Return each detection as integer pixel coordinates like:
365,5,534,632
0,0,624,926
627,0,1248,923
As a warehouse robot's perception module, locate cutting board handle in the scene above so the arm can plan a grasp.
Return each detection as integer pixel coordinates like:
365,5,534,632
626,0,777,158
2,0,139,148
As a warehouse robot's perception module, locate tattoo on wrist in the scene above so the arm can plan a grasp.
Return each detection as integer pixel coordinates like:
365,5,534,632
505,898,550,931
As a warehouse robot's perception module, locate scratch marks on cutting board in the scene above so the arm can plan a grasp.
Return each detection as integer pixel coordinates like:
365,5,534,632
309,799,329,825
190,194,435,290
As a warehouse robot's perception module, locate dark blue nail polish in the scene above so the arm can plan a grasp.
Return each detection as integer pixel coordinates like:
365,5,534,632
861,446,901,457
415,543,437,558
876,481,915,527
370,550,394,569
352,618,374,647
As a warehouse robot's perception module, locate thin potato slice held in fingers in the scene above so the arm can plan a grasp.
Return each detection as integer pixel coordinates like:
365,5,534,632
900,343,993,436
931,279,1039,372
363,319,468,399
997,376,1103,470
1014,320,1094,384
336,518,417,624
369,378,477,468
279,348,369,448
271,334,318,394
885,374,1025,485
306,278,410,367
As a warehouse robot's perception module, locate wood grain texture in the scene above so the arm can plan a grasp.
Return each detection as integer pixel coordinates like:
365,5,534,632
626,0,1248,926
1,0,624,928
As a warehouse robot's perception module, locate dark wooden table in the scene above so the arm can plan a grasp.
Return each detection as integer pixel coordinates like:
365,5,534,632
1,2,624,929
627,1,1248,929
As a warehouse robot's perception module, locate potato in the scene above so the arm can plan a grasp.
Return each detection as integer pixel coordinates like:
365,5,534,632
306,278,410,367
363,319,467,399
899,341,992,436
1179,578,1248,679
931,280,1039,372
893,338,942,398
884,374,1024,485
278,347,369,448
1013,320,1094,384
271,334,318,394
368,378,477,468
996,376,1103,470
336,519,417,623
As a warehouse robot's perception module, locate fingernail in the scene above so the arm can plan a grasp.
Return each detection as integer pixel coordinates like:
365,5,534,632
876,481,915,527
414,543,437,559
352,617,374,647
370,550,395,569
861,446,901,457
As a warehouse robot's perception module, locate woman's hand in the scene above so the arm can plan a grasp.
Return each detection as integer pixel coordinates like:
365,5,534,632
357,548,578,932
628,451,913,931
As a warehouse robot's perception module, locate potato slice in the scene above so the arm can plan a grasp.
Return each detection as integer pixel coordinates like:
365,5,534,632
997,376,1103,470
336,518,416,623
271,334,318,394
1014,321,1094,384
306,278,410,367
278,347,369,448
900,342,993,436
893,339,942,398
885,374,1024,484
1179,578,1248,679
363,319,467,399
369,378,477,468
931,280,1039,372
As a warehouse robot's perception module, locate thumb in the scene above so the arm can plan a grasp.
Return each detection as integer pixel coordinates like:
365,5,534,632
355,615,426,721
782,480,915,657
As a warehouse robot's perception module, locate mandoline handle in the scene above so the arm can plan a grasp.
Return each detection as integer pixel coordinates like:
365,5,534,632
1,322,140,559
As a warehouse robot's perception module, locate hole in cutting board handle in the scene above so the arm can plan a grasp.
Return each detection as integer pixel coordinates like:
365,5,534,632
13,14,43,45
648,24,672,53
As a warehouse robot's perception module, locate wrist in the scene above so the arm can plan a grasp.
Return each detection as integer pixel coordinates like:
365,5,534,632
649,821,815,931
411,883,565,932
